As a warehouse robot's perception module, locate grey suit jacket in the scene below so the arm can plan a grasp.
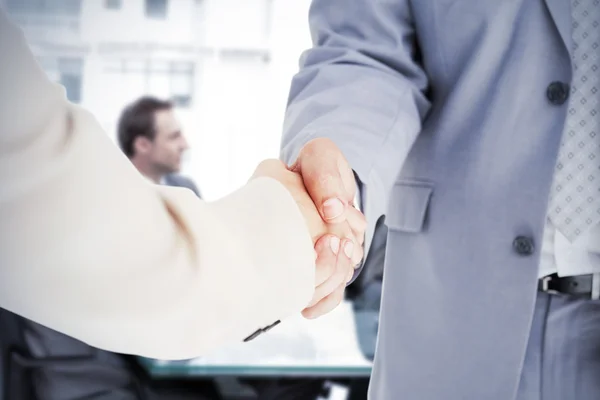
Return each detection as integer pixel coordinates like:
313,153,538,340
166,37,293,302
281,0,575,398
163,174,201,198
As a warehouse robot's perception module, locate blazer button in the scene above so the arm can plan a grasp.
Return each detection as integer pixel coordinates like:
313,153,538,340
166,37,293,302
546,81,570,105
513,236,534,256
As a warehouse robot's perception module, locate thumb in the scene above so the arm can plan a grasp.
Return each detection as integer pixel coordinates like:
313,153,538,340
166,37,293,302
291,140,354,224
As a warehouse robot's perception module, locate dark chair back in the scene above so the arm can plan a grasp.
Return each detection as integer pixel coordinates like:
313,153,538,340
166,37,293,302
0,308,37,400
0,309,147,400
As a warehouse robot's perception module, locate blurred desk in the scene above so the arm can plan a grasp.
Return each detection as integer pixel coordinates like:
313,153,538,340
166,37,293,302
138,301,376,379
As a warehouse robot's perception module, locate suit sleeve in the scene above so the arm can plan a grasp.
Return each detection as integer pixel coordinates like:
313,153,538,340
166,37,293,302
0,11,315,360
280,0,431,265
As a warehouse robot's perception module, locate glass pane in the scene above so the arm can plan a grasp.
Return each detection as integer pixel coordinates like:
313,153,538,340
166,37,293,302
5,0,41,13
44,0,81,16
5,0,80,15
58,57,83,75
124,59,147,73
171,62,193,73
170,73,192,95
171,95,192,108
105,0,122,10
145,0,168,19
149,60,170,73
169,62,194,107
147,73,170,99
60,74,82,103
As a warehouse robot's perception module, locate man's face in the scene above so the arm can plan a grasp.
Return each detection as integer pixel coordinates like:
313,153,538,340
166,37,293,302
145,109,189,174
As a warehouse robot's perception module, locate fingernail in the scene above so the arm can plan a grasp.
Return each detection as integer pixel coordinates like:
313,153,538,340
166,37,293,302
322,198,344,220
344,241,354,259
329,236,340,255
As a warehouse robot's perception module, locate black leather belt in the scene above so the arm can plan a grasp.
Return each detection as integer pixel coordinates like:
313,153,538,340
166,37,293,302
538,273,599,299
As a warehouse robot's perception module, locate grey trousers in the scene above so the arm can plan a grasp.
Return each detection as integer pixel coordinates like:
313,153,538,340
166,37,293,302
516,291,600,400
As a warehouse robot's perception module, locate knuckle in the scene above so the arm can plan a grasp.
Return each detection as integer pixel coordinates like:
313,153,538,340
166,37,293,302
314,237,327,253
316,245,333,262
324,261,336,278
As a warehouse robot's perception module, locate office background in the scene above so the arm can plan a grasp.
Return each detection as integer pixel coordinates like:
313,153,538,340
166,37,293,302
2,0,312,201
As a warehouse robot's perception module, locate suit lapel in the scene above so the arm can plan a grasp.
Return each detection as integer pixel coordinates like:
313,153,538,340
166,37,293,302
544,0,573,55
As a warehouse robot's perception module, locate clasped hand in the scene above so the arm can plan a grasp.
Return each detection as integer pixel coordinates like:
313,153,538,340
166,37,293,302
252,138,366,319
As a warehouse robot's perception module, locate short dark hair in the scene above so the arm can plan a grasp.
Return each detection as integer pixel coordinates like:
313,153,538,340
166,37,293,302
117,96,173,158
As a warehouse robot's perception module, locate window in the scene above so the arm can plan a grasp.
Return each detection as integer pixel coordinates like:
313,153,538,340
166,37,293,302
106,59,195,108
39,57,84,103
104,0,121,10
169,62,194,108
145,0,167,19
5,0,81,16
59,58,83,103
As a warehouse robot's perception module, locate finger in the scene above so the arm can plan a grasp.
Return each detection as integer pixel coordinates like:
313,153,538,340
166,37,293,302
308,238,355,307
313,235,340,287
294,139,355,224
322,223,363,269
302,283,346,319
342,237,364,269
346,207,367,246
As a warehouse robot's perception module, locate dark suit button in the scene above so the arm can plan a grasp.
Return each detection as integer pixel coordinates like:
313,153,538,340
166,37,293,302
546,81,570,105
513,236,534,256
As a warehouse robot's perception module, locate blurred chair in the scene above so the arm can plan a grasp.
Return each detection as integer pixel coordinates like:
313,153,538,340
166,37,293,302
0,308,146,400
0,308,223,400
0,307,37,400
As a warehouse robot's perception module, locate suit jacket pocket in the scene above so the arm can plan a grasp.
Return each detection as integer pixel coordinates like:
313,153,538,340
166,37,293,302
386,181,434,233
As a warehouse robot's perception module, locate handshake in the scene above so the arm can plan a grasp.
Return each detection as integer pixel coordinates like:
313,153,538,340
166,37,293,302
252,138,366,319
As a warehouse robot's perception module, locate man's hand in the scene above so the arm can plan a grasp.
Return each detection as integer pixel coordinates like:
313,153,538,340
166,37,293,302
289,138,366,267
251,159,359,318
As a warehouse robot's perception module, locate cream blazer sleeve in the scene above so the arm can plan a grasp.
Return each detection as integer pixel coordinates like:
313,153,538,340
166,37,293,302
0,11,315,360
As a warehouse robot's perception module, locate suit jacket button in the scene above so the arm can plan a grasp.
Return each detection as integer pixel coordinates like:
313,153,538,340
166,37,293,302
546,81,570,105
513,236,535,256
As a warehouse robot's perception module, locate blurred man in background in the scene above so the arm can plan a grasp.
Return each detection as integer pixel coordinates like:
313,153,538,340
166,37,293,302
118,96,201,197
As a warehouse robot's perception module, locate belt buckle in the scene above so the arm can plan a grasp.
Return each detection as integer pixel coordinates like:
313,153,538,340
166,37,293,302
540,275,559,295
592,273,600,300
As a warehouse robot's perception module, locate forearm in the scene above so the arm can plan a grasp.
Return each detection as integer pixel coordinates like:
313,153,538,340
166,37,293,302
0,11,315,359
280,0,431,208
280,0,431,265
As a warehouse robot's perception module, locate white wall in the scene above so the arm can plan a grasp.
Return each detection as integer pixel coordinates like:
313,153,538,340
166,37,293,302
204,0,269,49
